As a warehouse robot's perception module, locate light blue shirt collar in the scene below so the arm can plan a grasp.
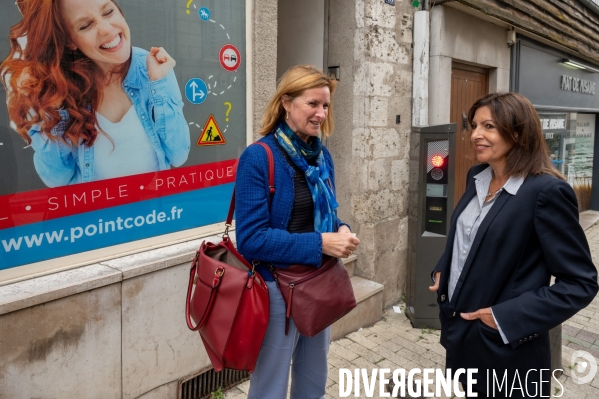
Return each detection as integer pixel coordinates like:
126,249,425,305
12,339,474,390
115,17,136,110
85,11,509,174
473,166,525,206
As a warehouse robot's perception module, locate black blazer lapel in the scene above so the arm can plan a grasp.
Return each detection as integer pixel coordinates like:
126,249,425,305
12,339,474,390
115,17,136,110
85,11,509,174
449,191,512,306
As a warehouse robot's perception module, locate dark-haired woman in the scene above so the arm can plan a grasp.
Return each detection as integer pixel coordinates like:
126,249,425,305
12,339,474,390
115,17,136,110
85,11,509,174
1,0,189,187
429,92,598,397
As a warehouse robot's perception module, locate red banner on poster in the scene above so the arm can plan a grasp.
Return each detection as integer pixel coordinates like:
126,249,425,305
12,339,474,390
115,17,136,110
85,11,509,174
0,159,237,230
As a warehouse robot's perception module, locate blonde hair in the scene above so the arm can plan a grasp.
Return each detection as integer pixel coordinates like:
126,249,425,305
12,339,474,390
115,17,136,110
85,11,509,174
259,65,337,136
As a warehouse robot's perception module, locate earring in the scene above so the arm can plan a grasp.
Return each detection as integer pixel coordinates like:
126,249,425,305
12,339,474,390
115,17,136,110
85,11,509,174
286,112,289,120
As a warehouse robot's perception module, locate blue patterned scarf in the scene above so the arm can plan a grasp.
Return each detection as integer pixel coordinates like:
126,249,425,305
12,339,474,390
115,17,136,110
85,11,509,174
276,122,339,233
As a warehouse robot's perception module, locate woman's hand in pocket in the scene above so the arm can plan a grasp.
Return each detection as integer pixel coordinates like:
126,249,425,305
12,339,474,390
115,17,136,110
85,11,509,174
460,308,498,329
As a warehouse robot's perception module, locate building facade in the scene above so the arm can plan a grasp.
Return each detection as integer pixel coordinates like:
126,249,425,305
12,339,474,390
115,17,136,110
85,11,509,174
0,0,416,397
2,1,598,397
425,0,599,209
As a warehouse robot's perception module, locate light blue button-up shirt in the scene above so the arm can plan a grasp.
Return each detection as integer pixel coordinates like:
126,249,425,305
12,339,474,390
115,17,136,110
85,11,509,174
448,166,524,344
27,47,190,187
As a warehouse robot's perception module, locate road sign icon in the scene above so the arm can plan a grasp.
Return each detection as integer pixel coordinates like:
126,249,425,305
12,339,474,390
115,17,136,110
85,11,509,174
185,78,207,104
197,115,226,146
219,44,241,72
199,7,210,21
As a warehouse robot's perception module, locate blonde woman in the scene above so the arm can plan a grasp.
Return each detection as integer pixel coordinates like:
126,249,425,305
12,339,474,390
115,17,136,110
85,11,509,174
235,65,359,398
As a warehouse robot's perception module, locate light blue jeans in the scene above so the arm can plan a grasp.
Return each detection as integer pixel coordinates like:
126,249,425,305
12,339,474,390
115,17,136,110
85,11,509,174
248,280,330,399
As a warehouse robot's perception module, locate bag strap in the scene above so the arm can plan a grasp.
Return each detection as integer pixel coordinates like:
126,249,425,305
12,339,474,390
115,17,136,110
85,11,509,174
255,141,276,200
185,251,225,331
225,141,275,230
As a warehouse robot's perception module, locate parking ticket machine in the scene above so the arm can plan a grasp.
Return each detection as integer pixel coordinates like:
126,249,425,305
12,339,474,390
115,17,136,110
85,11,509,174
406,124,456,328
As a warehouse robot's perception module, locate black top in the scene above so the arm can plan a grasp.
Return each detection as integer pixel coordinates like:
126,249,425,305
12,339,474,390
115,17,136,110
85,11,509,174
276,145,315,233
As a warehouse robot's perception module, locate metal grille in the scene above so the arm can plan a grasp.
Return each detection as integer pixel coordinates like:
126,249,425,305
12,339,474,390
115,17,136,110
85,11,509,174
180,368,249,399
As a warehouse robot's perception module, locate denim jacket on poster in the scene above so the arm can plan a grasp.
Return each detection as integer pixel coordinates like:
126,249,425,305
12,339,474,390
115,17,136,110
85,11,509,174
27,46,190,187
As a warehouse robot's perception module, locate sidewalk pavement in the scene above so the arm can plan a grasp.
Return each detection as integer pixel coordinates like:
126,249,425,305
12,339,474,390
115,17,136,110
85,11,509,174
224,222,599,399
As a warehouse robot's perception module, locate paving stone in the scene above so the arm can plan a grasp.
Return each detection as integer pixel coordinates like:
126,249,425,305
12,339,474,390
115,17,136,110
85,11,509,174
571,314,592,325
351,355,380,371
336,338,353,347
224,387,246,399
584,319,599,330
346,331,379,350
578,308,595,318
237,380,250,394
566,336,594,349
376,338,404,353
346,342,386,364
328,365,339,383
326,376,335,388
328,352,350,370
563,324,582,337
376,358,401,370
325,383,339,398
566,321,586,330
329,341,360,361
576,329,599,344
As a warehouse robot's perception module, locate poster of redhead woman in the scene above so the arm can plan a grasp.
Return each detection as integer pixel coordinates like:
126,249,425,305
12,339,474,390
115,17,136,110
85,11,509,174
0,0,247,272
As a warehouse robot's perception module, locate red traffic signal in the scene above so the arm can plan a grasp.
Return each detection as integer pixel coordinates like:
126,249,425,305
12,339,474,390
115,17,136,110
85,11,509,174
431,155,444,168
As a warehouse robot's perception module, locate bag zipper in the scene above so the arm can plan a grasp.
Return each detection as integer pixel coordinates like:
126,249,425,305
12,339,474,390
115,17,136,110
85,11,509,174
287,258,335,286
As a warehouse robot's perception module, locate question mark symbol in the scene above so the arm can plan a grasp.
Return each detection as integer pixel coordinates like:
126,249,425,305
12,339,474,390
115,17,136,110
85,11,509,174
224,102,232,122
186,0,192,14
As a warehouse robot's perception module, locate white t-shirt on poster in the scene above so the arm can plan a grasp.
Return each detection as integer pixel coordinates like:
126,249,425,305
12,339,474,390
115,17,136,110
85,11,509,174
93,106,160,180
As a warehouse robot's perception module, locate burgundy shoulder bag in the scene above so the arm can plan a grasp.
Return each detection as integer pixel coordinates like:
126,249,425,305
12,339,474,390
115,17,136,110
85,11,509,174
262,143,357,338
185,142,275,373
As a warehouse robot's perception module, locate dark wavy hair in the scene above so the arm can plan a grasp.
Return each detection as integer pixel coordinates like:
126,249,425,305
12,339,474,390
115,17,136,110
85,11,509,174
468,92,565,180
0,0,130,147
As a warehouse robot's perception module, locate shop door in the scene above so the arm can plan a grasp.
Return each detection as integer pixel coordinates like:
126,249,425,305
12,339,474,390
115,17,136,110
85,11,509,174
450,64,489,203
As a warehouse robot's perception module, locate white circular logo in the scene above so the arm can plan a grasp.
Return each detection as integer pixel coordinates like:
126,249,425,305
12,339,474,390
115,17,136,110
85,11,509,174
571,350,598,384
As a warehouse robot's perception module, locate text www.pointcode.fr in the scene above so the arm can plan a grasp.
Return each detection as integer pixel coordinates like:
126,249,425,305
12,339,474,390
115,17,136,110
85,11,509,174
2,206,183,253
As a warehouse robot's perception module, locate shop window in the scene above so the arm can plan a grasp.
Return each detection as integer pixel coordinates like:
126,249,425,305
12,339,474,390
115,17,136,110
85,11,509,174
540,113,595,211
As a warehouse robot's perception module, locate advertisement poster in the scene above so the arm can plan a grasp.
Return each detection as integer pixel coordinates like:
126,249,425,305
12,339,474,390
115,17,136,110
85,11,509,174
0,0,246,270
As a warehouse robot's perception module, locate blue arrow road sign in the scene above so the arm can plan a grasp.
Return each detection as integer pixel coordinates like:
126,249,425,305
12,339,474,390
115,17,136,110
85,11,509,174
185,78,207,105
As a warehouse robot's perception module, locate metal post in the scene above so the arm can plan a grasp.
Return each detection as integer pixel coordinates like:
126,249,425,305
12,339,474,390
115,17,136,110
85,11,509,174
550,325,563,378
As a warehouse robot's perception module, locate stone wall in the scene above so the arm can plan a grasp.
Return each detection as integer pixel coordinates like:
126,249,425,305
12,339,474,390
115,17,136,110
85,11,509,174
328,0,415,307
0,237,214,399
251,0,278,139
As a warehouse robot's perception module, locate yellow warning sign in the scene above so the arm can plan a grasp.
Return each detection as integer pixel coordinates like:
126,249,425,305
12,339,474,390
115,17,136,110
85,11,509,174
197,114,226,146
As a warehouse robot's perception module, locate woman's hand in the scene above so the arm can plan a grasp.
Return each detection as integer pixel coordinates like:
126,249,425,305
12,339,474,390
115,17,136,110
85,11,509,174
147,47,176,81
322,231,360,258
460,307,498,329
429,272,441,291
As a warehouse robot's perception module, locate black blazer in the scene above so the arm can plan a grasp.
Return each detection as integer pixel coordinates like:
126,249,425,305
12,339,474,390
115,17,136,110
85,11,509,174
433,164,598,396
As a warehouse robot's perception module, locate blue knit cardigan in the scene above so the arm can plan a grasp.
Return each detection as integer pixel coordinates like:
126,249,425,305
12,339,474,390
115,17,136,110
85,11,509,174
235,132,347,281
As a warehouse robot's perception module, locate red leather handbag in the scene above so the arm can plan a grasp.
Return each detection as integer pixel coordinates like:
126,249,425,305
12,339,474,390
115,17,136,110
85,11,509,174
269,257,356,337
185,142,274,373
